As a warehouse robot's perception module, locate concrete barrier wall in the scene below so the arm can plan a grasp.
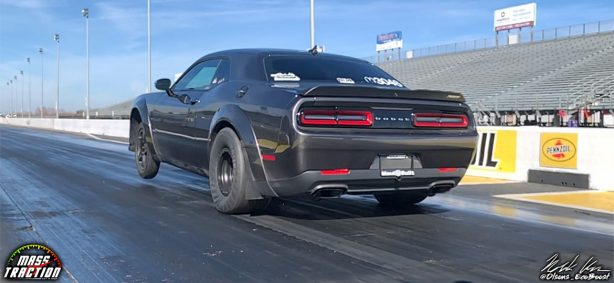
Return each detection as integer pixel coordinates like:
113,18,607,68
0,118,129,138
2,118,612,190
468,126,614,190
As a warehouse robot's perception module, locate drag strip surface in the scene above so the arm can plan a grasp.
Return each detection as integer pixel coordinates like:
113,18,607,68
1,125,612,282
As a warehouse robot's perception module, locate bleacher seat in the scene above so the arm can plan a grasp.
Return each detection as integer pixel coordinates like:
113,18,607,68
378,32,614,112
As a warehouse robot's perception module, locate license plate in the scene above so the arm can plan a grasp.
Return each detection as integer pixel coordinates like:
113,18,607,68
380,154,415,177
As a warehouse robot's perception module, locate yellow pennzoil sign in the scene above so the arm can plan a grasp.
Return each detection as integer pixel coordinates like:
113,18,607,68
539,133,578,169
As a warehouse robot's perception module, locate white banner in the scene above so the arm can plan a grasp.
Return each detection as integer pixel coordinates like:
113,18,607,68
494,3,537,31
376,31,403,52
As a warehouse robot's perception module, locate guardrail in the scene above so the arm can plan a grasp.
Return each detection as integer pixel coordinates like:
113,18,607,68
368,19,614,62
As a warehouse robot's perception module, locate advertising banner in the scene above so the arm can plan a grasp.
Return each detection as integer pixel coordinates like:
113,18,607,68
376,31,403,51
469,130,517,173
494,3,537,31
540,133,578,169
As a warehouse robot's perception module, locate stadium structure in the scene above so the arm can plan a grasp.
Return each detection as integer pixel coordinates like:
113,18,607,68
95,20,614,127
378,20,614,127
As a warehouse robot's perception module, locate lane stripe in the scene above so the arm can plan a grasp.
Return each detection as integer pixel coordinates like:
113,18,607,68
496,191,614,215
86,133,129,145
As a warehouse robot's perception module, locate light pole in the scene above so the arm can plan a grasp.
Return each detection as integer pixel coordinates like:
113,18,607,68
27,57,31,119
82,8,90,119
54,33,60,119
9,80,13,117
13,75,17,117
147,0,152,92
310,0,315,48
39,48,44,118
20,70,24,118
4,82,8,116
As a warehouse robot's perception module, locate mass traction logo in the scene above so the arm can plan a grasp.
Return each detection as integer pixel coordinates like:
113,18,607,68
4,244,62,280
542,138,576,162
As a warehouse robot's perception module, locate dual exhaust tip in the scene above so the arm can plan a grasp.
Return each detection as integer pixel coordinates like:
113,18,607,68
310,181,456,199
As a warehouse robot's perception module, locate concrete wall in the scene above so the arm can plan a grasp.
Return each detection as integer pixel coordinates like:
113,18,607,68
2,118,612,190
0,118,129,138
468,126,614,191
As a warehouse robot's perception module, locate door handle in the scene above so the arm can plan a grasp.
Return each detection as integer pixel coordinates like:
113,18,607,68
237,86,248,98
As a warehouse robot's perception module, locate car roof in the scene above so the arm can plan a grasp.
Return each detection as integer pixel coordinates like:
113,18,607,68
199,48,366,63
194,48,371,81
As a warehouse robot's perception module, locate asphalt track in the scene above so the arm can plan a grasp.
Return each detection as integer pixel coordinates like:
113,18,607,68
0,124,612,282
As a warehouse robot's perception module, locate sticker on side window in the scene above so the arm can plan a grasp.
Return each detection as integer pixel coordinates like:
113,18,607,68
363,76,404,88
336,78,355,84
270,72,301,81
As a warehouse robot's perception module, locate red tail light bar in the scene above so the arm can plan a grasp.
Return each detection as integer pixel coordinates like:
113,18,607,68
299,110,373,127
320,168,351,175
413,113,468,128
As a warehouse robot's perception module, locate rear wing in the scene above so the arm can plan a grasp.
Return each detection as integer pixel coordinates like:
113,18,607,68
302,85,465,103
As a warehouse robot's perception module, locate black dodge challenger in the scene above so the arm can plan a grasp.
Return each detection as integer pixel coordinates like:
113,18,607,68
129,49,477,213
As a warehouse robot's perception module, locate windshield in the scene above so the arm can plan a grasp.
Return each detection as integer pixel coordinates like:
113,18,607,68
264,55,406,88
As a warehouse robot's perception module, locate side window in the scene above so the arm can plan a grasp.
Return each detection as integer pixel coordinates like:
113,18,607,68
211,59,230,86
173,59,221,91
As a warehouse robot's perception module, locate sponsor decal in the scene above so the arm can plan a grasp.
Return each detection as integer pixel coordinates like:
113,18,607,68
539,252,611,281
336,77,355,84
4,244,62,280
469,130,517,173
363,76,404,88
381,169,415,177
270,72,300,82
540,133,578,169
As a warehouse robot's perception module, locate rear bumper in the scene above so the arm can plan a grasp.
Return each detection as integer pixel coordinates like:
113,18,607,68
257,96,477,197
267,168,466,196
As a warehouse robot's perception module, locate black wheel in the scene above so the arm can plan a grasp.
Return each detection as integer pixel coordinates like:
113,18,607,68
209,128,251,214
134,123,160,179
374,191,428,207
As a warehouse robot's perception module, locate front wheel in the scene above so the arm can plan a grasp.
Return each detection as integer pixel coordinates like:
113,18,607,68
374,191,428,207
209,128,251,214
134,123,160,179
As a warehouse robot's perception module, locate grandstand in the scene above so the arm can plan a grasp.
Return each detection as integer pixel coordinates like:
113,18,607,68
378,22,614,126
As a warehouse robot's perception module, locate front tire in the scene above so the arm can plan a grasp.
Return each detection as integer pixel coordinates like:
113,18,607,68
209,128,251,214
374,191,428,207
134,123,160,179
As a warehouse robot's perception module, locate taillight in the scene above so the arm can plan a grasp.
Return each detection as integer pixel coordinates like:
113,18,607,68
299,109,373,127
413,113,468,128
320,168,351,175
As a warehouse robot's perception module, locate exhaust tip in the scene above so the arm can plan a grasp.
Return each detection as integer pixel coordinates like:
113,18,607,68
311,184,348,199
428,181,456,196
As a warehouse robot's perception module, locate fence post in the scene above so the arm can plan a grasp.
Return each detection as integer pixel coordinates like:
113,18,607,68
598,21,601,33
530,27,534,42
555,28,558,39
542,29,544,41
583,24,585,35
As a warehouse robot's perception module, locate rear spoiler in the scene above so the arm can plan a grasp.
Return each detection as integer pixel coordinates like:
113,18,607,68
302,85,465,103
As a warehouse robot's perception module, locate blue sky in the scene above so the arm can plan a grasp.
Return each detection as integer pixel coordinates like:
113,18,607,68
1,0,613,113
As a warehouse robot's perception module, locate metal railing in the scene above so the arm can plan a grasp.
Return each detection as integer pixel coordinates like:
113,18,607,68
369,19,614,63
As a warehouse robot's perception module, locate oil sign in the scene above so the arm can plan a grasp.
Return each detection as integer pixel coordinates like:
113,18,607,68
470,130,517,173
540,133,578,169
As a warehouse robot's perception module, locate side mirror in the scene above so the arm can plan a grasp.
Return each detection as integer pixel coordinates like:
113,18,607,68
155,78,171,91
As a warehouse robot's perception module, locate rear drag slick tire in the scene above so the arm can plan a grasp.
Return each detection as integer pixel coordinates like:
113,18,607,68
209,128,252,214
